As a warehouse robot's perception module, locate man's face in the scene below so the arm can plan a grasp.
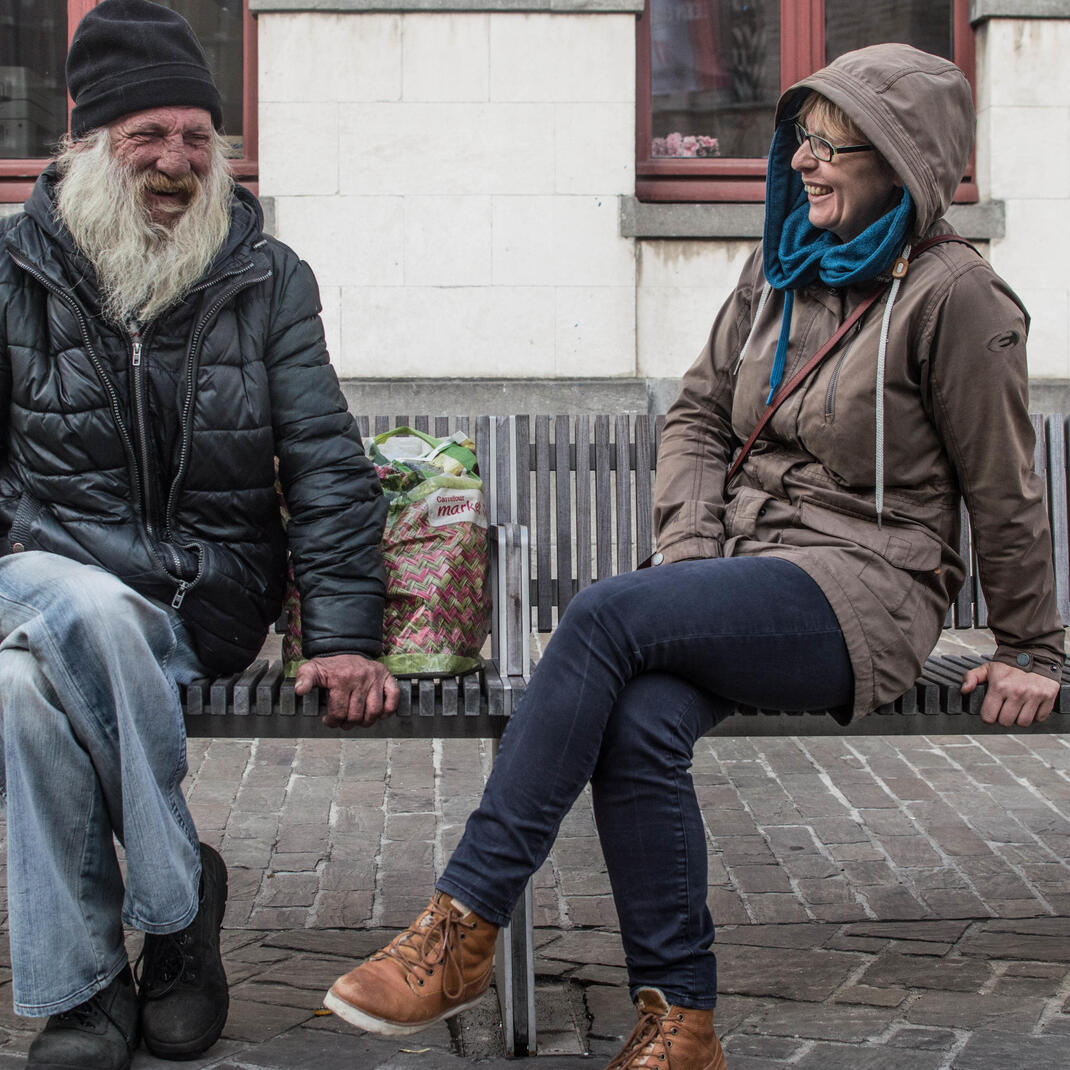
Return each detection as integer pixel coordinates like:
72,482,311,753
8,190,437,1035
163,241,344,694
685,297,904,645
108,106,215,228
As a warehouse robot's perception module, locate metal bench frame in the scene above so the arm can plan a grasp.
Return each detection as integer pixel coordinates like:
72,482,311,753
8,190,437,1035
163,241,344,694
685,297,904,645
181,412,1070,1056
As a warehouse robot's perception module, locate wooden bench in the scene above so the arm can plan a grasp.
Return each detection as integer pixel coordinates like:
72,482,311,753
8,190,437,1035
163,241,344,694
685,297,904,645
181,411,1069,1055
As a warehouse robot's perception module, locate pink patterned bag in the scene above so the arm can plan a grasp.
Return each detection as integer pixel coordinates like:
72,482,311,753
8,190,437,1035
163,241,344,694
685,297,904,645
282,428,491,677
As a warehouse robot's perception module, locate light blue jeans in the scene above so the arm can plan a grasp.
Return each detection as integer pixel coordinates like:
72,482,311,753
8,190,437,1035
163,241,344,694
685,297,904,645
0,551,205,1017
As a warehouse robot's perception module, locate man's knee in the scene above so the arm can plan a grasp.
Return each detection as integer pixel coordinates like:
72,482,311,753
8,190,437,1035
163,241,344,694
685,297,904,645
1,553,170,658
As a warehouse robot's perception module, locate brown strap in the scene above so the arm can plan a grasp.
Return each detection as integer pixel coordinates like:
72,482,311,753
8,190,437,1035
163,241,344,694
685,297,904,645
724,233,973,485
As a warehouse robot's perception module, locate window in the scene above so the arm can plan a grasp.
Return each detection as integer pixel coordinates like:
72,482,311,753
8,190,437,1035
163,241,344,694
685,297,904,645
637,0,976,202
0,0,257,202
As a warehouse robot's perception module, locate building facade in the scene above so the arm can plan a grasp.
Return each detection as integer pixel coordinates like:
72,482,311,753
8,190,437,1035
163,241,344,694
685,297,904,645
3,1,1069,412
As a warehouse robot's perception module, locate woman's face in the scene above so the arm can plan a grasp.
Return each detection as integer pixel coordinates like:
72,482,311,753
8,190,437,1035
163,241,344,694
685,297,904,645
790,124,902,243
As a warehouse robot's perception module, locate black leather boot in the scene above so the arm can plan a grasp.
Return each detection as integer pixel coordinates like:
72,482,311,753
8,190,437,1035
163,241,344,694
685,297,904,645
137,842,229,1059
27,965,139,1070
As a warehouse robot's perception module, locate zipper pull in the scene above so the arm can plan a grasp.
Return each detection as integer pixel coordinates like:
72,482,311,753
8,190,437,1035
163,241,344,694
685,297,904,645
171,580,191,609
131,327,143,367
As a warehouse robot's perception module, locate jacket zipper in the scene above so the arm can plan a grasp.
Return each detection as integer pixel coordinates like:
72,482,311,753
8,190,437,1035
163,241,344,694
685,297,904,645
824,320,865,419
128,323,184,580
164,264,272,606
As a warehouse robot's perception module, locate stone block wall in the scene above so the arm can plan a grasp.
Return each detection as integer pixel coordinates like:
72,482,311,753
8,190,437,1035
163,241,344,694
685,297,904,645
254,5,639,380
250,2,1070,389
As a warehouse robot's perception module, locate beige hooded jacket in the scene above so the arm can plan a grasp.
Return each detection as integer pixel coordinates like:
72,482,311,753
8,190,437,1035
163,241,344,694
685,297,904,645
653,44,1065,720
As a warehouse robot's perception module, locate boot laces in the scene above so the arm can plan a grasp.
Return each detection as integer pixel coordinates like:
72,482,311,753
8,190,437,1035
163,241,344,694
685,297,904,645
606,1007,681,1070
52,980,131,1041
376,896,477,999
135,930,198,1001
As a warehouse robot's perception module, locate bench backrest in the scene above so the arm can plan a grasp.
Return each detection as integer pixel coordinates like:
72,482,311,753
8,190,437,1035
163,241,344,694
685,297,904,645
354,413,1070,635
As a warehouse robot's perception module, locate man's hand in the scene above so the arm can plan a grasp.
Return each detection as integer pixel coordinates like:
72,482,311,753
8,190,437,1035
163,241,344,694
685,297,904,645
294,653,400,730
961,660,1060,728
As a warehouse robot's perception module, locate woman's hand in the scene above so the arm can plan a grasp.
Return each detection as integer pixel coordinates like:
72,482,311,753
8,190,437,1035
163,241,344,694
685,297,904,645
960,661,1060,727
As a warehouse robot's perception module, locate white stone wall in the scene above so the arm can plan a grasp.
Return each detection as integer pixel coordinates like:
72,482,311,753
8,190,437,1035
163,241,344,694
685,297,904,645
257,11,637,379
975,17,1070,379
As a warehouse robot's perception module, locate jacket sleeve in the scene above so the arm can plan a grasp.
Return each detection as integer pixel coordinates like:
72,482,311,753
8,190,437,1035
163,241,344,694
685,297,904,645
264,246,387,660
923,258,1065,678
653,246,762,563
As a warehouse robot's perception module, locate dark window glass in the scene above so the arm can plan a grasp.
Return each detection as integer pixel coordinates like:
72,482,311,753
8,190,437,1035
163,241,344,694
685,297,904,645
0,0,68,158
825,0,954,63
649,0,781,160
143,0,245,155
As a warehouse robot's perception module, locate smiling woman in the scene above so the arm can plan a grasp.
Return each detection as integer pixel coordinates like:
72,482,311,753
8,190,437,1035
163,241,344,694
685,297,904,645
789,93,901,243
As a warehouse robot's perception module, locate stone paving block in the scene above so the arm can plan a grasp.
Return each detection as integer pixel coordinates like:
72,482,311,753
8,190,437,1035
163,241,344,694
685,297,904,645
716,943,859,1001
565,896,619,927
312,890,374,927
257,872,320,908
915,888,988,916
538,930,626,967
793,1042,945,1069
952,1029,1070,1069
230,980,326,1010
959,927,1070,962
857,884,927,919
746,893,810,924
879,835,944,868
729,865,794,894
584,983,633,1040
843,920,972,942
811,818,873,845
705,886,750,925
723,1034,804,1060
834,983,908,1007
748,1000,898,1042
859,951,991,991
906,991,1041,1030
716,837,777,865
222,998,315,1043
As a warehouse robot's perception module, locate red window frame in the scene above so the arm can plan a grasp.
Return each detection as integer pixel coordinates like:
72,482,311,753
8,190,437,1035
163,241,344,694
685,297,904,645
636,0,977,203
0,0,258,202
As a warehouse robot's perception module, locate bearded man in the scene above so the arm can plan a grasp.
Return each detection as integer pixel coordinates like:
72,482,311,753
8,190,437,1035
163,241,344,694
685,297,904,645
0,3,398,1068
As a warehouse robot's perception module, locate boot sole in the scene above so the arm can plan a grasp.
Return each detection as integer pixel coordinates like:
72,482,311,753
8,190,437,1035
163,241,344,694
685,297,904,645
141,999,228,1061
323,987,487,1036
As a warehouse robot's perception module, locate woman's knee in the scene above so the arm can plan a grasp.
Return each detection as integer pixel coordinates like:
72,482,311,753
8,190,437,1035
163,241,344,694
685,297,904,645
597,673,714,766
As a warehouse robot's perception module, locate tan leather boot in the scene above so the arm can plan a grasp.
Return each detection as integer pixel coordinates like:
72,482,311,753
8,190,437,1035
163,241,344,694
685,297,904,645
605,988,727,1070
324,892,498,1035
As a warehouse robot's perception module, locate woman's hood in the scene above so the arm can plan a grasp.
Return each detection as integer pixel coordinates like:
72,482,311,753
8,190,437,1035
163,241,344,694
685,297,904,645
774,43,974,237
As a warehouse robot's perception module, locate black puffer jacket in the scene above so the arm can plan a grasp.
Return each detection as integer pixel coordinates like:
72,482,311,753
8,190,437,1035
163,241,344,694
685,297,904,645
0,168,386,673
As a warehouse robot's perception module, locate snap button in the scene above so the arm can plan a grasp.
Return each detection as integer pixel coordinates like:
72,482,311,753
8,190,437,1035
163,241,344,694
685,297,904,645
651,551,664,566
11,541,25,553
1016,653,1030,668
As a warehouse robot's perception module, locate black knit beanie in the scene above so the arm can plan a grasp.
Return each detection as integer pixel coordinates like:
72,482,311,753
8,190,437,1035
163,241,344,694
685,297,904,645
67,0,223,138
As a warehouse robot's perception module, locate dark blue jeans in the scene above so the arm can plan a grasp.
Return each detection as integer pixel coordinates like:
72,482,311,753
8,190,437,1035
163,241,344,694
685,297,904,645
437,556,852,1008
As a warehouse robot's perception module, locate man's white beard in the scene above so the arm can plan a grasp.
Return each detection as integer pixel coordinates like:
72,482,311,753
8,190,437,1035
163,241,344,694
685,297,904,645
54,129,234,326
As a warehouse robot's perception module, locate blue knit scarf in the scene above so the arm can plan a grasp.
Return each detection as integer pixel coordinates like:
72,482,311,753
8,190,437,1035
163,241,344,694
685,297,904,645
760,119,914,402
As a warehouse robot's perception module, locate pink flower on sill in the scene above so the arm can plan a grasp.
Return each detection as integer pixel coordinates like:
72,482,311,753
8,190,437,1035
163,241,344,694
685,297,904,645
651,133,720,159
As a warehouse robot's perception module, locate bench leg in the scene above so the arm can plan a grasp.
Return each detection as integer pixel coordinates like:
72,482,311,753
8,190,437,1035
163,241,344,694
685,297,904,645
495,879,537,1056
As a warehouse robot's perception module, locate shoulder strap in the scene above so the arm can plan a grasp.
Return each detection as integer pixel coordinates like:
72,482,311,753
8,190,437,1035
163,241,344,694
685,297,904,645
724,234,972,485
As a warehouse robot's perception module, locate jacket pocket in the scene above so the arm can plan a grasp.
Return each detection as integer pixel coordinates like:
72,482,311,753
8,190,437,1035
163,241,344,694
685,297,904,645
799,501,942,571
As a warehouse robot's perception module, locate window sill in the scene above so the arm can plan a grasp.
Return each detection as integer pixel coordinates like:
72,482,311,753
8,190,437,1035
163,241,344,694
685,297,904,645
970,1,1070,23
250,0,644,11
619,197,1006,241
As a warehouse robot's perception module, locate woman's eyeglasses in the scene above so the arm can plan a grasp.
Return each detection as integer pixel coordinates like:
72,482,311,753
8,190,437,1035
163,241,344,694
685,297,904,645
793,120,874,162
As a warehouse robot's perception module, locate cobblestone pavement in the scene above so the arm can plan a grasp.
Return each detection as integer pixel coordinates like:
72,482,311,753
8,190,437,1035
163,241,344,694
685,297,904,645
0,633,1068,1067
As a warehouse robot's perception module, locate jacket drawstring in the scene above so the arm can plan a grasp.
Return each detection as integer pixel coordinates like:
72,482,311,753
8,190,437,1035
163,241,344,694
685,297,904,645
874,243,911,527
733,282,772,375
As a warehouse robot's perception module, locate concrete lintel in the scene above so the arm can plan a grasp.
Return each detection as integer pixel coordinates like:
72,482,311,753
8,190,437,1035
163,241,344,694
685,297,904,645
250,0,644,13
971,0,1070,22
620,197,1005,242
